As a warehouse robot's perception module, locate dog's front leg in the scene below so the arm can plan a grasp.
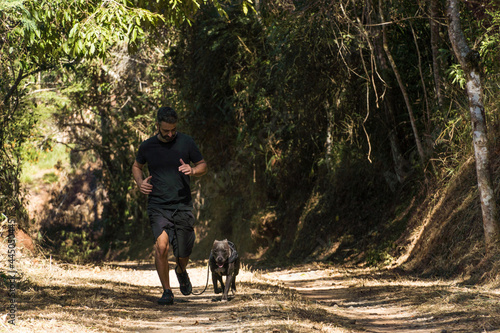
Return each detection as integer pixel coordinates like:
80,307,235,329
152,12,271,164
222,263,236,301
212,273,223,294
222,274,234,301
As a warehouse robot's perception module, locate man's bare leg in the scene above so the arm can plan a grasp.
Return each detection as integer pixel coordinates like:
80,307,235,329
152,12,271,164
175,255,192,295
176,256,190,273
154,231,170,290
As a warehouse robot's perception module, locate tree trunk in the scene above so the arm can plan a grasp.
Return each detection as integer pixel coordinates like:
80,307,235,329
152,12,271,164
410,22,435,159
358,0,409,184
373,35,409,184
378,0,426,165
430,0,444,107
447,0,500,251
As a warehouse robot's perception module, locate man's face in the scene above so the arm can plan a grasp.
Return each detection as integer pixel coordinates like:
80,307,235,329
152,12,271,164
157,121,177,142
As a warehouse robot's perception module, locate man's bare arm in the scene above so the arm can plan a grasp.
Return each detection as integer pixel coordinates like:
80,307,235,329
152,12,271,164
179,159,207,177
192,160,207,177
132,161,153,194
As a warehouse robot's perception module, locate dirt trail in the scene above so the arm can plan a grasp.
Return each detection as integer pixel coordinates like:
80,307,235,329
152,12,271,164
263,265,500,333
4,259,337,333
3,258,500,333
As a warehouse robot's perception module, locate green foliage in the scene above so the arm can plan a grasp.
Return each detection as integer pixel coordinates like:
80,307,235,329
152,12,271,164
1,0,210,249
0,0,246,260
3,0,162,63
65,0,163,57
45,30,179,254
3,0,500,266
42,172,59,184
168,1,391,256
365,244,395,267
0,0,161,229
165,0,500,262
58,230,102,263
479,3,500,109
447,64,467,89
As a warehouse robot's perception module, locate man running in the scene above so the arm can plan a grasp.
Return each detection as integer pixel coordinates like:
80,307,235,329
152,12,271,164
132,106,207,305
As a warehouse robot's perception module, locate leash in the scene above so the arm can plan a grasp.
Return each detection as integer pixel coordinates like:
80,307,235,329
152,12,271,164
190,259,211,295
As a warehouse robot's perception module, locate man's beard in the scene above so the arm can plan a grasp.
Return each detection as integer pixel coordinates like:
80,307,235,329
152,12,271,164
159,132,177,142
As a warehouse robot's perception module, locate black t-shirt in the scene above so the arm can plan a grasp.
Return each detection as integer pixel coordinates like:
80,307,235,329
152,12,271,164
135,133,203,210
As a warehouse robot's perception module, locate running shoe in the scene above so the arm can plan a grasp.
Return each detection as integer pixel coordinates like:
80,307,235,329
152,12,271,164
175,266,192,296
158,289,174,305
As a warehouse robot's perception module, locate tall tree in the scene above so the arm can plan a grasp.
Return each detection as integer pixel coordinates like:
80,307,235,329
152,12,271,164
430,0,444,107
370,0,410,183
378,0,426,165
447,0,500,251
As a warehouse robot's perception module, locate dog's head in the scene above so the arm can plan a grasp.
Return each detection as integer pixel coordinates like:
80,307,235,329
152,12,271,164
212,239,231,268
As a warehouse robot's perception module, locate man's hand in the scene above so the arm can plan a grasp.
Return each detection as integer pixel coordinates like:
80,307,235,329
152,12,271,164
178,159,193,175
140,175,153,194
179,158,207,176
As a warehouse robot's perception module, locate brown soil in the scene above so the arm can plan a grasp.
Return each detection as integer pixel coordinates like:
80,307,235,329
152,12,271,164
263,264,500,333
2,254,500,333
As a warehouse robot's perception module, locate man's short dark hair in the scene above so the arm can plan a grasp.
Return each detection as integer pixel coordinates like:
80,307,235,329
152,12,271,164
157,106,178,124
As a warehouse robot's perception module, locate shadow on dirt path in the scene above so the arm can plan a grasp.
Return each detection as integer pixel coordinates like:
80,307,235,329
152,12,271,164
5,260,348,332
4,258,500,333
262,265,500,333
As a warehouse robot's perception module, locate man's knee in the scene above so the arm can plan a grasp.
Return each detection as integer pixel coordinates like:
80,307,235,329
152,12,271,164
155,243,169,257
155,231,169,257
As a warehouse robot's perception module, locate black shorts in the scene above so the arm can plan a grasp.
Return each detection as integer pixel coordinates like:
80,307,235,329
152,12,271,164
148,207,196,258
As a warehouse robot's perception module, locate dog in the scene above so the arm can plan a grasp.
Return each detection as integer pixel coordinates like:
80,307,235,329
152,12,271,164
209,239,240,301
